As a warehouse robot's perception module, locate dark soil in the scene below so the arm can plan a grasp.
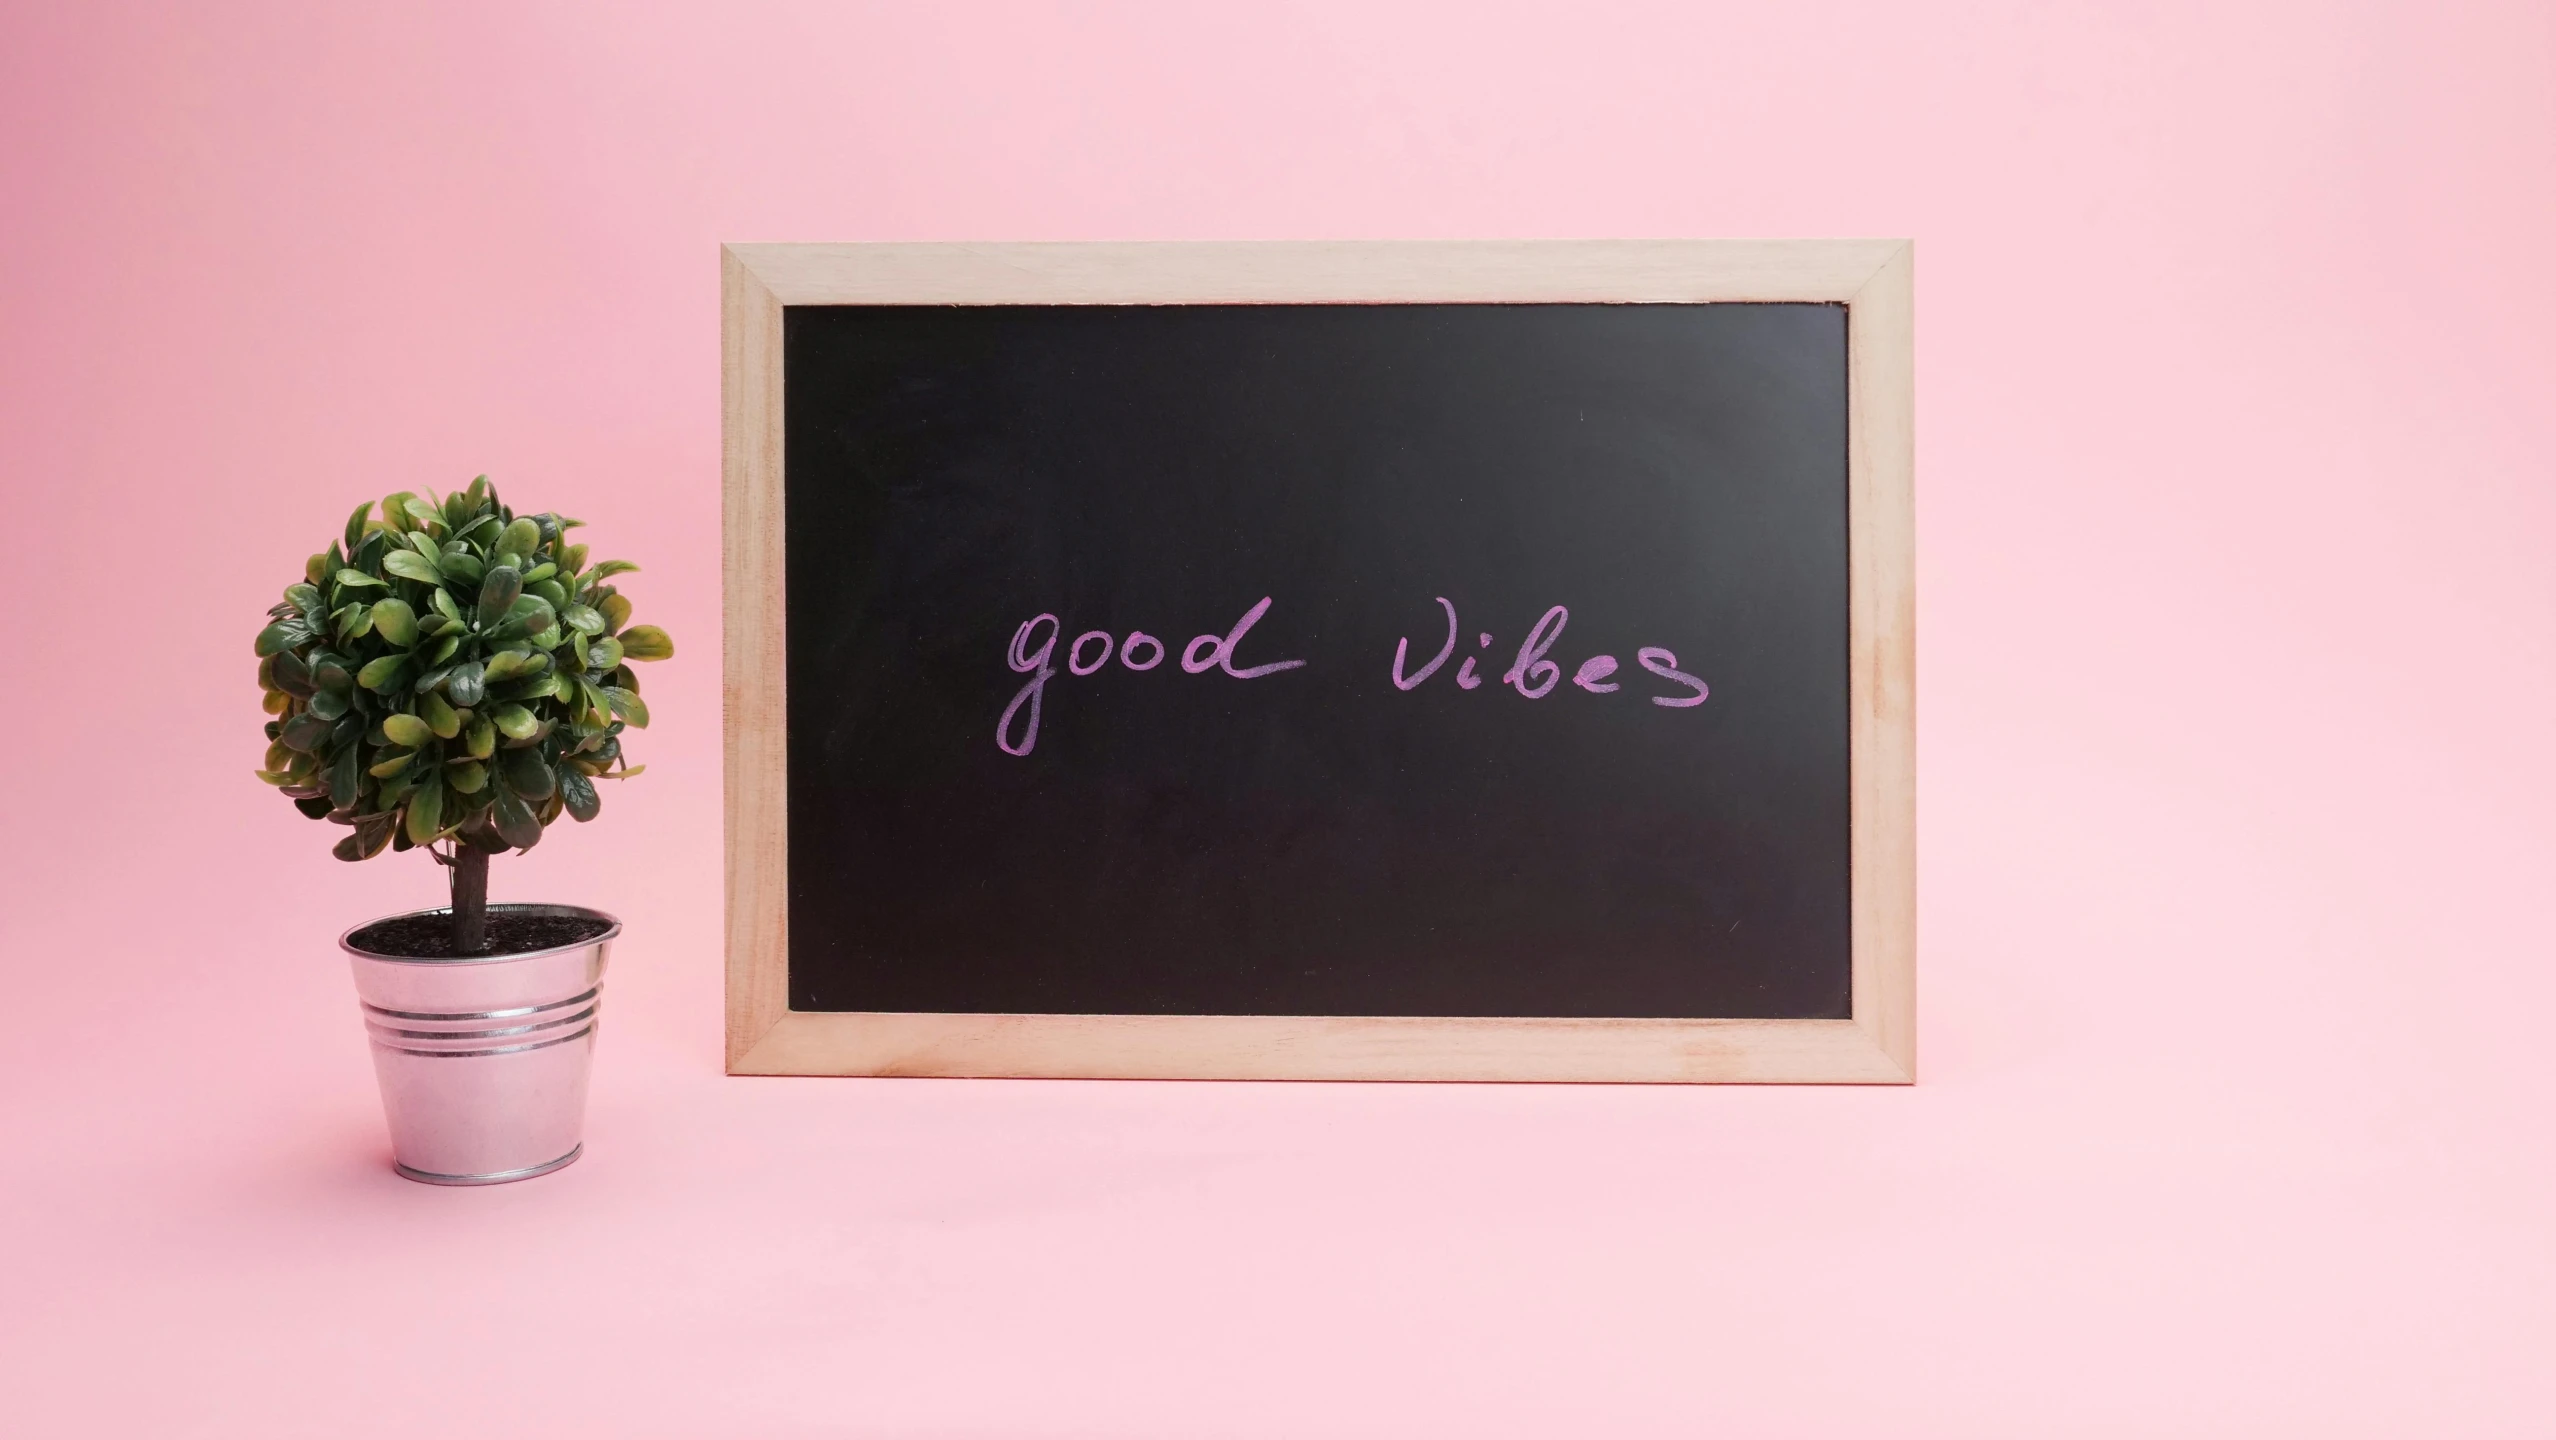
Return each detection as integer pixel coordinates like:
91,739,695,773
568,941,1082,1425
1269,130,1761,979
349,911,614,959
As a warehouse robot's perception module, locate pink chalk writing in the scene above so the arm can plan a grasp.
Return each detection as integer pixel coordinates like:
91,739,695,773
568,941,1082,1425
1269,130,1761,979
1637,647,1709,707
1182,596,1307,679
1392,597,1458,690
1387,599,1710,710
1120,631,1165,671
997,596,1712,755
1067,630,1115,675
1502,605,1569,698
997,614,1060,756
997,599,1306,756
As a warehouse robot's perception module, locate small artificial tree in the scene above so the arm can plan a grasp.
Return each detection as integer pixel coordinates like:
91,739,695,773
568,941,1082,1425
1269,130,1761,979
254,477,672,953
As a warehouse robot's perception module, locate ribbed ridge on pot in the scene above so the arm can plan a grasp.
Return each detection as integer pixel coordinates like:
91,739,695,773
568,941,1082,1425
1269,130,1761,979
361,985,602,1058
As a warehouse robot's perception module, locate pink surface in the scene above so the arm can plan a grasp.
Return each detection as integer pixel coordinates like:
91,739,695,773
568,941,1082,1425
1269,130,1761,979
4,2,2553,1434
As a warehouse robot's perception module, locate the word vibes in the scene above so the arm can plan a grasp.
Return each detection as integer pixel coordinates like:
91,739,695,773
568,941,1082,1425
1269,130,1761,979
995,595,1707,756
1389,598,1708,706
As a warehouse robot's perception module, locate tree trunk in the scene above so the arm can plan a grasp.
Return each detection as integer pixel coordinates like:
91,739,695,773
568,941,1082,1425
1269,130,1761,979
450,846,490,955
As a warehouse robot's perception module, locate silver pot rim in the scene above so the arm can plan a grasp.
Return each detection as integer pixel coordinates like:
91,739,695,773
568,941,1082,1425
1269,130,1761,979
339,902,623,967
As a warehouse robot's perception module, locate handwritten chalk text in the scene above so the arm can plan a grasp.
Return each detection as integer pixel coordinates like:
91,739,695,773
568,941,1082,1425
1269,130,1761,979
996,596,1708,755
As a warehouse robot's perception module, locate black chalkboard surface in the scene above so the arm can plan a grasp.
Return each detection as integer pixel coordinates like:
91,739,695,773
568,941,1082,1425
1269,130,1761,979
782,301,1850,1020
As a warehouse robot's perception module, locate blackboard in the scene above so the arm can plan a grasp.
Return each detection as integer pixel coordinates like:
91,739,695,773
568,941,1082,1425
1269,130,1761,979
724,242,1913,1082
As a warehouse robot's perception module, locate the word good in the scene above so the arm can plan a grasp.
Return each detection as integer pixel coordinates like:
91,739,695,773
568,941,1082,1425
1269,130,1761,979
998,596,1304,756
1391,599,1709,707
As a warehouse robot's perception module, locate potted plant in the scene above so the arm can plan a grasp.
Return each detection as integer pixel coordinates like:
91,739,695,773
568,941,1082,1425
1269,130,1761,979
254,477,672,1184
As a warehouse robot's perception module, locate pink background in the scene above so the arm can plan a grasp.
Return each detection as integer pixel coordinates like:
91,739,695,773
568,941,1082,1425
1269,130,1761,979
5,2,2552,1434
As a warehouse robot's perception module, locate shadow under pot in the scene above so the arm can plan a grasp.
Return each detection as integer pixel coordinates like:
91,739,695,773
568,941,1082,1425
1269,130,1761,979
338,903,619,1185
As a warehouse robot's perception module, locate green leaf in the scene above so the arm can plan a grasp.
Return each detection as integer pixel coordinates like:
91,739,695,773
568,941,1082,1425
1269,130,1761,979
600,593,633,633
408,531,442,564
369,597,417,646
357,654,406,691
477,566,522,627
333,604,372,642
500,517,542,558
558,766,599,822
491,704,540,740
382,713,434,748
403,496,443,529
368,749,415,779
379,491,417,533
382,549,441,584
295,795,334,819
404,774,444,845
482,649,528,684
497,672,559,704
254,619,313,657
465,716,496,759
587,560,640,582
492,784,543,850
445,661,487,708
587,635,624,671
333,814,393,862
344,501,373,551
522,562,557,584
506,594,555,632
313,658,353,693
307,687,349,722
270,648,316,697
561,542,589,575
501,747,555,800
446,759,488,794
335,568,385,590
418,691,461,738
328,744,363,809
559,602,606,635
618,625,673,662
430,586,464,624
603,686,650,728
279,712,333,752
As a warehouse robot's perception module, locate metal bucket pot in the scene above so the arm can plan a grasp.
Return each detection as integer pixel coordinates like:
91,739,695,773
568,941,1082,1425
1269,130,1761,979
339,903,619,1185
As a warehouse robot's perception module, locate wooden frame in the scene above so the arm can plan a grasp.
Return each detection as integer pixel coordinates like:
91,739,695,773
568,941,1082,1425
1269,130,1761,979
724,240,1914,1083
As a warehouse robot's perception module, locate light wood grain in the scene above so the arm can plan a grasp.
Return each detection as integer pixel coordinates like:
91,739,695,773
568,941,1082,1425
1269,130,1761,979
726,239,1905,307
721,248,790,1070
733,1012,1911,1084
720,239,1916,1083
1847,243,1917,1082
